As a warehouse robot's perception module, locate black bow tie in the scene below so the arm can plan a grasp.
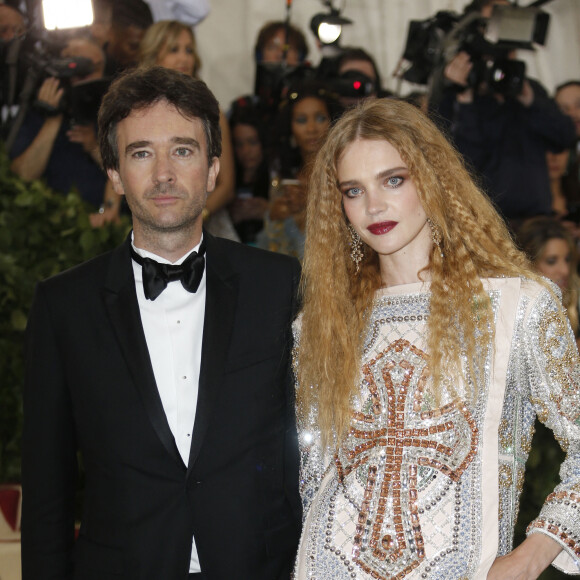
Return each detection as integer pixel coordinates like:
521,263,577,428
130,240,206,301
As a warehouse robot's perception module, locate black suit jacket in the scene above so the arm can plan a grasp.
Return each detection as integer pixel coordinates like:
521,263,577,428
21,232,302,580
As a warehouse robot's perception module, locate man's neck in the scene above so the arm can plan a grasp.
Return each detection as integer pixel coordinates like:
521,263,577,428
133,224,203,263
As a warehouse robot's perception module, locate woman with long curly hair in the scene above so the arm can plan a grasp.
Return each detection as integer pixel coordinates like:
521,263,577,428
294,98,580,579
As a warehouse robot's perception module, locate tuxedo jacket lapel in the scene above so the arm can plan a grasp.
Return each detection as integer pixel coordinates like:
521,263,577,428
187,233,238,473
102,238,184,468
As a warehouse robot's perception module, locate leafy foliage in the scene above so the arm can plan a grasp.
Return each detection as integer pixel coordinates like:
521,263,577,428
0,147,130,482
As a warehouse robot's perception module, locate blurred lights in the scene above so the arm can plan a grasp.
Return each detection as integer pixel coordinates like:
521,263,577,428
317,22,342,44
310,3,352,46
42,0,93,30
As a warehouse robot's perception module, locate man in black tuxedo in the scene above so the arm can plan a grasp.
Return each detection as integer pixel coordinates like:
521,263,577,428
21,66,301,580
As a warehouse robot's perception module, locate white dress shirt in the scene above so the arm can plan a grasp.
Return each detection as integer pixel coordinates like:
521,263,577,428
131,235,205,573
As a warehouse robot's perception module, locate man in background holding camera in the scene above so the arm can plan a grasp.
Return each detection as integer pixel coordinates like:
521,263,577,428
9,35,108,210
433,0,576,231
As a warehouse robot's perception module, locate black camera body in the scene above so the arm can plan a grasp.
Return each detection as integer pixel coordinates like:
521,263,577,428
2,34,79,106
253,61,316,115
315,54,378,100
2,31,110,146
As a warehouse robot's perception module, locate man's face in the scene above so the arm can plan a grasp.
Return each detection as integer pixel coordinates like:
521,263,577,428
556,84,580,138
0,5,25,42
107,100,219,249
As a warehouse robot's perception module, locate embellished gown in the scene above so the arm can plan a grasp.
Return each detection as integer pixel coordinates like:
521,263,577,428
294,278,580,579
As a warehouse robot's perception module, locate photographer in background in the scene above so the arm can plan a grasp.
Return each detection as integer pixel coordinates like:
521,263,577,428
434,0,576,231
230,19,311,130
103,0,153,78
316,46,389,109
9,35,108,209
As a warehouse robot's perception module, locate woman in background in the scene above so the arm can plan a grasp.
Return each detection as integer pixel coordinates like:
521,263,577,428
547,149,579,220
228,102,271,245
294,98,580,579
140,20,239,241
258,81,342,258
518,215,580,344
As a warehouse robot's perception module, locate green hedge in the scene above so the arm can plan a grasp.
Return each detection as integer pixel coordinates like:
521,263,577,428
0,147,130,482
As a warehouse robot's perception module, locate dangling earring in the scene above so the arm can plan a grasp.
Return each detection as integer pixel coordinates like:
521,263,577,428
427,218,444,259
348,225,363,273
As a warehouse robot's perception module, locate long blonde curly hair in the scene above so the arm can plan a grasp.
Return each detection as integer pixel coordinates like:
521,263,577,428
297,98,544,444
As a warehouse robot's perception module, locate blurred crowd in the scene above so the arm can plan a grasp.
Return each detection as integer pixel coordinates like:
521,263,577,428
1,0,580,333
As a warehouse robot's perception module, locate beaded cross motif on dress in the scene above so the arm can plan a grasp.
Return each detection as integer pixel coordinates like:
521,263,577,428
335,336,478,578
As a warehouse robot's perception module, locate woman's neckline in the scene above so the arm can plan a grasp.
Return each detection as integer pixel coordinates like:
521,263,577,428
376,281,429,296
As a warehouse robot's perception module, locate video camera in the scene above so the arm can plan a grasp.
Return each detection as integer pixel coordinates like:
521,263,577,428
315,53,379,100
2,31,109,146
2,33,106,115
400,3,551,98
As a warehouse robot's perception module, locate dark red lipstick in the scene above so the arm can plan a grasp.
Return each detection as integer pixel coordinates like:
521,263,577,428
367,221,397,235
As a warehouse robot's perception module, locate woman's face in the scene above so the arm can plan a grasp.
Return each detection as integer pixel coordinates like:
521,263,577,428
157,29,196,76
536,237,571,290
291,97,331,157
338,138,431,275
232,124,263,172
546,150,570,181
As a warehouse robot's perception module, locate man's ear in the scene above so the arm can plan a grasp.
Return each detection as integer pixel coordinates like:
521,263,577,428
107,168,125,196
206,157,220,193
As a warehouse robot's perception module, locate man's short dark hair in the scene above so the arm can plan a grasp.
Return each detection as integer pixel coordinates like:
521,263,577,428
98,66,222,171
111,0,153,30
555,80,580,96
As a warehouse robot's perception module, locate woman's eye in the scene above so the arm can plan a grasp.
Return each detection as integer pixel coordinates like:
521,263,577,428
316,114,329,123
293,116,307,125
387,176,403,188
344,187,362,198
